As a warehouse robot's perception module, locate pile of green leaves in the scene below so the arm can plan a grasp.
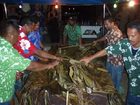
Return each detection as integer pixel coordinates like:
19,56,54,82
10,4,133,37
19,43,124,105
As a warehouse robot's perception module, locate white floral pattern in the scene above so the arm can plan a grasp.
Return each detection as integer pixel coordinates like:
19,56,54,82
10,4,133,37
20,39,31,50
19,32,26,38
106,38,140,96
105,28,124,66
131,78,137,87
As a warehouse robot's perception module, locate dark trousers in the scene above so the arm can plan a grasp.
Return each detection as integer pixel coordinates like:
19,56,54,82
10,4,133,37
126,94,140,105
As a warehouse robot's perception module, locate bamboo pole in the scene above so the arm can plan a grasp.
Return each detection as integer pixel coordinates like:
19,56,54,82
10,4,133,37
3,3,7,18
66,91,69,105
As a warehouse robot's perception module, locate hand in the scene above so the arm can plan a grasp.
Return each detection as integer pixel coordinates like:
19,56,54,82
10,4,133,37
47,61,59,69
16,72,24,80
92,40,97,45
55,56,63,61
79,45,84,49
80,57,91,65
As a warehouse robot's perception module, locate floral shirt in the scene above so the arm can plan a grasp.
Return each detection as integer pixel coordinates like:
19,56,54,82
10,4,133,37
106,38,140,96
105,27,124,66
13,26,36,58
63,24,81,45
0,37,31,103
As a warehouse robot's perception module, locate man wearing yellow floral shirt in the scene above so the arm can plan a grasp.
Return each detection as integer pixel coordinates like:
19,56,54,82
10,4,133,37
0,21,59,105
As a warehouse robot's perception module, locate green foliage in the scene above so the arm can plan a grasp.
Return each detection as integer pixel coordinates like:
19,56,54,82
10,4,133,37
19,43,124,105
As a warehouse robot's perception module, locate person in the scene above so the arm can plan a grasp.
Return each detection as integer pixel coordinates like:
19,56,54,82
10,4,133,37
7,6,19,25
63,16,82,45
47,7,60,43
31,4,45,28
0,21,59,105
12,17,61,97
94,17,124,93
29,16,43,49
28,15,43,61
13,17,61,60
80,20,140,105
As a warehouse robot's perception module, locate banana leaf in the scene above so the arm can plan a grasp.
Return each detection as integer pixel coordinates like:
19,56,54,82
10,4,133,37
18,42,124,105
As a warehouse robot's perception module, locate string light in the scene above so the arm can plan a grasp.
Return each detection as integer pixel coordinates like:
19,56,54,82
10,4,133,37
128,0,135,7
19,4,22,8
113,3,117,8
55,3,58,9
19,0,23,9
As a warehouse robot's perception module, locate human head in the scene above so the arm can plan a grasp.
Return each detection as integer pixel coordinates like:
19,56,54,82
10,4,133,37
104,17,116,30
20,17,33,34
127,20,140,48
68,16,76,26
30,15,40,31
0,20,19,45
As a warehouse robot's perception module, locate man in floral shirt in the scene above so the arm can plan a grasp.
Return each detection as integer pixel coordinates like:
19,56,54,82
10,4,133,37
14,25,36,58
81,20,140,105
0,21,59,105
93,17,124,93
14,17,60,60
13,17,61,97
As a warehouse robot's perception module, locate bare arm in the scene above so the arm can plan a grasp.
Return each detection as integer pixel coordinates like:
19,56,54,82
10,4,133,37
26,61,59,71
80,49,107,64
37,56,49,62
34,49,61,61
89,49,107,60
95,36,106,43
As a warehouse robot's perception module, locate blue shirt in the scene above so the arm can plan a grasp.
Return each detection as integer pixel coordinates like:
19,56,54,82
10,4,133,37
28,30,42,61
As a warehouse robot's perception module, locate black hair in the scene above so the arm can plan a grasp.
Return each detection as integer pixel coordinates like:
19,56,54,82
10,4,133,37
104,17,115,23
20,16,32,26
30,15,40,24
127,20,140,32
0,20,18,37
